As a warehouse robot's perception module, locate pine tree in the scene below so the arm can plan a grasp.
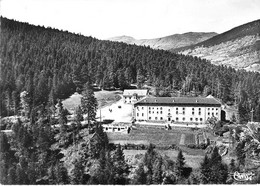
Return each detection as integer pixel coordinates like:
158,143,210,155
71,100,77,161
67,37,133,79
200,155,211,184
113,144,129,184
81,82,97,131
206,147,228,184
7,166,16,184
133,163,147,184
236,141,246,167
20,91,30,118
55,162,70,184
152,156,163,184
72,158,85,184
175,150,185,180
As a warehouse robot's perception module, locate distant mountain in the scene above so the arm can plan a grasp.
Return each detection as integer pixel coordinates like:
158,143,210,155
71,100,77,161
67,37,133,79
174,19,260,72
108,32,217,50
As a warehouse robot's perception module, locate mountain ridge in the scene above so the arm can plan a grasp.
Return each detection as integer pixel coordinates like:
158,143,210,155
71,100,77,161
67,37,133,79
108,32,218,50
174,19,260,72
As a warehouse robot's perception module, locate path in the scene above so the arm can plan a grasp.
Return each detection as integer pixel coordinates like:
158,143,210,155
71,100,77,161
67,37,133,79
179,134,185,145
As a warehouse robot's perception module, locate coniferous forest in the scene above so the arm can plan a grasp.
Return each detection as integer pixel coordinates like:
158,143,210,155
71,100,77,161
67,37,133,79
1,17,260,121
1,17,260,184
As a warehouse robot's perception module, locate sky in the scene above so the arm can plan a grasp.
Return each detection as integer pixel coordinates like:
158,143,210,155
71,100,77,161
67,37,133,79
1,0,260,40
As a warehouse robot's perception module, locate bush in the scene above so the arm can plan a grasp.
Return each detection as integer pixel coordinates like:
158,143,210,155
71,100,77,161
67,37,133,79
186,144,196,149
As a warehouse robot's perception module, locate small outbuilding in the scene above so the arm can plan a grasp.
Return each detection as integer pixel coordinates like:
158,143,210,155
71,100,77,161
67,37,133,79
123,89,148,104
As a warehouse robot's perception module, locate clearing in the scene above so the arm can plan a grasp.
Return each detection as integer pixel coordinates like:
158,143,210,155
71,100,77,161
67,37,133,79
62,90,122,112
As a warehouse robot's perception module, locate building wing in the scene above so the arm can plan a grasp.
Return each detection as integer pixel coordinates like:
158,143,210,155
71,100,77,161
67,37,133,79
123,89,148,97
134,97,221,107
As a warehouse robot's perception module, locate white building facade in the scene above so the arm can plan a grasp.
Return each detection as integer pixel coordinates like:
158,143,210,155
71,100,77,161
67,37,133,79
133,97,221,124
123,89,148,104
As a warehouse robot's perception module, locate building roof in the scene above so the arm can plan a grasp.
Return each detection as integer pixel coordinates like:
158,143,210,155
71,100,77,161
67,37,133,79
123,89,148,97
134,97,221,107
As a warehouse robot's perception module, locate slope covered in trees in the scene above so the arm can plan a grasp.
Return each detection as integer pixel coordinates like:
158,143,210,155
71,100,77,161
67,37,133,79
1,17,260,122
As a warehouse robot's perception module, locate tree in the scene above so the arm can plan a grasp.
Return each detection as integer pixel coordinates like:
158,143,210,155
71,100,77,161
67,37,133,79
7,166,16,184
152,156,163,184
20,91,30,118
231,113,237,123
175,150,185,180
137,69,145,88
81,82,97,131
238,102,249,123
200,155,211,184
112,144,129,184
132,163,146,184
72,158,85,184
59,108,68,146
236,141,246,167
55,162,70,184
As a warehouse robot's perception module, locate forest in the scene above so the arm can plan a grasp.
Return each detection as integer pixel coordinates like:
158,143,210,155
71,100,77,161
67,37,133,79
1,17,260,122
1,17,260,184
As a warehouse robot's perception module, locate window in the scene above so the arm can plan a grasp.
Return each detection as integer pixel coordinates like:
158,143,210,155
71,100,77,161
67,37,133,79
142,107,144,110
168,109,170,111
192,112,194,115
149,107,151,110
176,117,179,121
160,117,163,120
195,118,198,121
183,111,185,114
183,107,185,110
160,111,163,114
157,107,159,110
160,107,163,110
168,118,171,121
176,111,178,114
190,118,193,121
149,111,151,114
208,108,210,110
199,108,201,110
199,112,201,115
208,112,210,115
137,113,139,116
152,111,154,114
157,111,159,114
216,113,218,115
149,117,151,120
176,107,178,110
152,107,154,109
212,108,214,110
118,128,121,131
155,117,158,120
216,108,218,111
142,113,144,116
192,108,195,111
200,118,203,121
183,117,185,121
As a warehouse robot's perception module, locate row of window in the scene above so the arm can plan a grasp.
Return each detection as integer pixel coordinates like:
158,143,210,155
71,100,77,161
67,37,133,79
143,111,219,116
147,117,204,121
143,106,219,111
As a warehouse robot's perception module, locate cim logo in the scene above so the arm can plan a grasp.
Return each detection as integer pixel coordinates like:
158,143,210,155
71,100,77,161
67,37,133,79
233,171,255,182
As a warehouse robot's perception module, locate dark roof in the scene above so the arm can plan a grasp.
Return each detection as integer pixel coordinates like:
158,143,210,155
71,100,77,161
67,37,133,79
134,97,221,107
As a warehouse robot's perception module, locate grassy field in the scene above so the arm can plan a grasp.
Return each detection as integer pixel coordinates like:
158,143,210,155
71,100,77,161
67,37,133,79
62,90,122,112
184,133,196,144
107,126,199,147
123,149,204,169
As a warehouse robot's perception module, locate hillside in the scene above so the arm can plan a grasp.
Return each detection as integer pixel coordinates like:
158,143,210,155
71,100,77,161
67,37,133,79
1,17,260,123
108,32,217,50
174,19,260,72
